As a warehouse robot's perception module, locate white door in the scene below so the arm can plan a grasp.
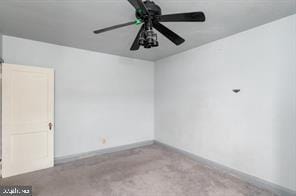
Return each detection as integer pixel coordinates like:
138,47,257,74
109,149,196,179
2,64,54,178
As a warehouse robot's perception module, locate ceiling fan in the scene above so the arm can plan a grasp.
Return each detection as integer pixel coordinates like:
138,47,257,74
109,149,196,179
93,0,206,50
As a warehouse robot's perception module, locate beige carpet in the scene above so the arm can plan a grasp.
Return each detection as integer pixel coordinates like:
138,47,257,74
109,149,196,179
0,144,277,196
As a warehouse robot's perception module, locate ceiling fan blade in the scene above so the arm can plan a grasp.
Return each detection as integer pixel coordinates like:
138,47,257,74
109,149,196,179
127,0,149,15
130,25,145,51
93,21,135,34
153,22,185,45
158,12,206,22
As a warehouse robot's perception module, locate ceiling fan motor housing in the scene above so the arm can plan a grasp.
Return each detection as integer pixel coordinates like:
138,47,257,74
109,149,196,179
136,1,162,20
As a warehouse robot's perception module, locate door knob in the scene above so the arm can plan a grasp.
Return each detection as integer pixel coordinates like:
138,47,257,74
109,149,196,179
48,122,53,130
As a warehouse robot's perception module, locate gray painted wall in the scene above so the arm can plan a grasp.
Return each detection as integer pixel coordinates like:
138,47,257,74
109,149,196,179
0,33,2,60
0,33,2,59
2,36,155,158
155,14,296,191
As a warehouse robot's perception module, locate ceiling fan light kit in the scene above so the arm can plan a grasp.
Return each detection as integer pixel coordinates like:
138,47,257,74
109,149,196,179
93,0,206,51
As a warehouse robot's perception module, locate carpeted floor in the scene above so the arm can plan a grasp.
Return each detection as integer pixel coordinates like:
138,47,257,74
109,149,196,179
0,144,277,196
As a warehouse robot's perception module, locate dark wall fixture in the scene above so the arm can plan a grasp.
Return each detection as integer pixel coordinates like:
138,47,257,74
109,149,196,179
232,89,240,93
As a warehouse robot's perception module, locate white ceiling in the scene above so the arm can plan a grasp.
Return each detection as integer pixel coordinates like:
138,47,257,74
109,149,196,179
0,0,295,61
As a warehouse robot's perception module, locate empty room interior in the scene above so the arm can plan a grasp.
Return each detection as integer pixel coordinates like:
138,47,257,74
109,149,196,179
0,0,296,195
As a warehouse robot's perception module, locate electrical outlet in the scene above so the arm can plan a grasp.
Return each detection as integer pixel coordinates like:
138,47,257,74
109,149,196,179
101,138,106,144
